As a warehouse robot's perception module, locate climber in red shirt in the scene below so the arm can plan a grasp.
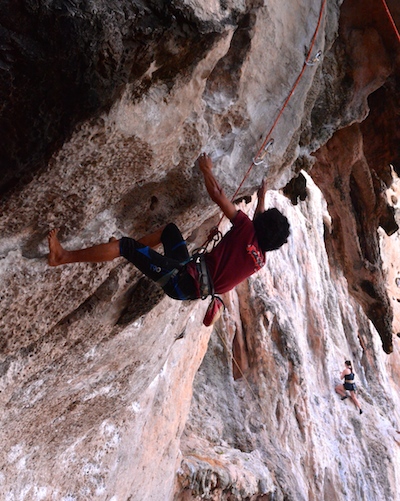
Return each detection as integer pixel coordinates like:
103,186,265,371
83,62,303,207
48,153,290,305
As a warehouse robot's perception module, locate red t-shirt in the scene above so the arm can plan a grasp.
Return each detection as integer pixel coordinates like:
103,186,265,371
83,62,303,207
204,210,265,294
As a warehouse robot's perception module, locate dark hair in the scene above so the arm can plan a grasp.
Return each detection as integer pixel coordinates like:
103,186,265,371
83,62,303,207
253,208,290,252
345,360,352,369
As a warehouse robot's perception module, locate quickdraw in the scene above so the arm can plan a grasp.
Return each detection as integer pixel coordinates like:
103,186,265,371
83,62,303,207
253,138,274,166
306,49,322,66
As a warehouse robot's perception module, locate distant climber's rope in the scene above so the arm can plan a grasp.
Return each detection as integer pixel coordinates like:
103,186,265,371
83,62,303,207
380,0,400,42
215,326,261,405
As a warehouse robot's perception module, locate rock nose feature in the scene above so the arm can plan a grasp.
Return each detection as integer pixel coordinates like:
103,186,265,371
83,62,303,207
1,0,400,499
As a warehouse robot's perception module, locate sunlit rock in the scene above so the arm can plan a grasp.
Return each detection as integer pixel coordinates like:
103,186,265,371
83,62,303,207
1,0,399,499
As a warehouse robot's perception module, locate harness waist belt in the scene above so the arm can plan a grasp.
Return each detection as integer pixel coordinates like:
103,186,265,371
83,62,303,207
195,255,214,299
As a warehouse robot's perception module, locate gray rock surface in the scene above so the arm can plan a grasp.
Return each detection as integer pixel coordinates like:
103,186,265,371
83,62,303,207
1,0,400,499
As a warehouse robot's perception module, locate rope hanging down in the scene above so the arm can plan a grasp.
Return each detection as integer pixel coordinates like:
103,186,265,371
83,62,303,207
204,0,327,248
380,0,400,42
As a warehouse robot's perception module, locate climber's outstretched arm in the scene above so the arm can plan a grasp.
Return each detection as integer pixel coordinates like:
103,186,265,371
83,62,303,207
254,178,267,218
198,153,238,221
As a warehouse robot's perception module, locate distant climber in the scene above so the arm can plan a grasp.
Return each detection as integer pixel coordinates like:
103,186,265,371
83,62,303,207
48,153,290,322
335,360,363,415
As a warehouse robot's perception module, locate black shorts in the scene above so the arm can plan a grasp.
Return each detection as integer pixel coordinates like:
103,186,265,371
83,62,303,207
344,382,356,392
119,223,198,300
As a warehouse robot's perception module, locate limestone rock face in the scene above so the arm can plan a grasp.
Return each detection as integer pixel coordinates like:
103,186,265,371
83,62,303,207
310,0,400,354
1,0,400,500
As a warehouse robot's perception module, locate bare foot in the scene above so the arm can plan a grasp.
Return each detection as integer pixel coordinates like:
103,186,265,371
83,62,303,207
48,229,66,266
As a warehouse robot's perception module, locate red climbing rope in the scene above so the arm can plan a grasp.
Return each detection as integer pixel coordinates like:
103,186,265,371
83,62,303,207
380,0,400,42
231,0,327,203
204,0,327,247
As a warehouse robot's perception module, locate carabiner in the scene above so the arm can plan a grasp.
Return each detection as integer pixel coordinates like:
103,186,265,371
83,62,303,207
306,50,322,66
253,138,274,166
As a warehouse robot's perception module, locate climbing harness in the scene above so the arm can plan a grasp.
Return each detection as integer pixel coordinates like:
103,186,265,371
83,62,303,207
193,253,214,299
155,267,180,287
190,226,226,323
192,251,226,325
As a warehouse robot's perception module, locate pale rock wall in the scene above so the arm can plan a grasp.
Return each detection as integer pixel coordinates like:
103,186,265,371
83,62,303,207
1,0,400,500
178,177,400,500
